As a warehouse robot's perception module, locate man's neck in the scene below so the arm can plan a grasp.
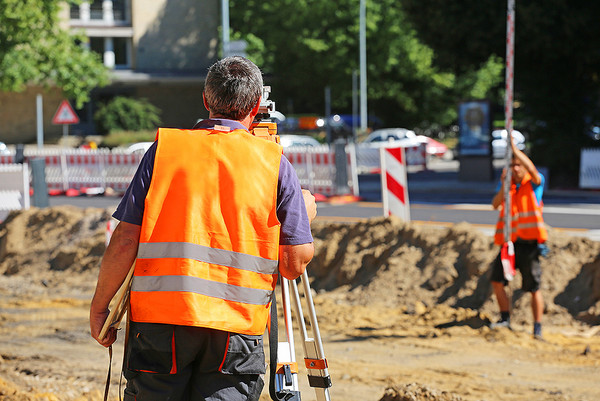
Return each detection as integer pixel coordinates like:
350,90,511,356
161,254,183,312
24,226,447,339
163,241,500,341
209,114,253,130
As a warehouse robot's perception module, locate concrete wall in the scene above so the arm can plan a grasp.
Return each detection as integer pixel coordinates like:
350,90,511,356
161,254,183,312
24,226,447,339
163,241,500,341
133,0,219,72
0,87,67,144
131,82,208,129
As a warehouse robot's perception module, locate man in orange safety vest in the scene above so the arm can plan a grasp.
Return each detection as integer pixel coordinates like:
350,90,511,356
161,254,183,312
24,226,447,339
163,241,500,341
90,56,317,400
490,136,547,340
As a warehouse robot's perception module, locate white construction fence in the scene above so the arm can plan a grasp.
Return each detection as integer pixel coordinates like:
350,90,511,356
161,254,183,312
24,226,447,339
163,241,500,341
0,143,428,199
580,148,600,189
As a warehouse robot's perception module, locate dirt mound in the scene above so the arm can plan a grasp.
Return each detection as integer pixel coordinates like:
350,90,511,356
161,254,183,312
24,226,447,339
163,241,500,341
310,216,600,327
1,207,600,401
1,208,599,326
379,383,463,401
0,206,112,297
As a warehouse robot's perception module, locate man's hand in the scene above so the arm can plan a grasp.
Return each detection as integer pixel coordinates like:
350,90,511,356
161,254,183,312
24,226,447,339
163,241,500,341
90,307,117,347
302,189,317,223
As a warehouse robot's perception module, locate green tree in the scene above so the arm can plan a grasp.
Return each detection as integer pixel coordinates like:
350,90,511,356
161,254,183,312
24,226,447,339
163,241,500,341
402,0,600,185
0,0,110,108
229,0,503,132
94,97,161,134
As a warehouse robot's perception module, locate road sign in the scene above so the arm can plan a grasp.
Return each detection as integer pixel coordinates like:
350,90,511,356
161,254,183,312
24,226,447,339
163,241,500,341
52,100,79,125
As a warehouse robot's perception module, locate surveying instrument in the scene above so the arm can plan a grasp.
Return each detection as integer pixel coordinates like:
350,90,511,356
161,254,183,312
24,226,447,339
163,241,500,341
252,86,332,400
269,273,333,401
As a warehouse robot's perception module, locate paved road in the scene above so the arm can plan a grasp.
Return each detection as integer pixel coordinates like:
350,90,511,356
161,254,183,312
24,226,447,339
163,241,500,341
315,201,600,241
47,157,600,240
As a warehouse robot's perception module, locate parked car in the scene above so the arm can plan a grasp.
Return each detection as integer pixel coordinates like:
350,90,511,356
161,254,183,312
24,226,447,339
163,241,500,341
362,128,419,147
361,128,449,158
491,129,526,158
416,136,450,158
0,141,10,155
279,134,321,148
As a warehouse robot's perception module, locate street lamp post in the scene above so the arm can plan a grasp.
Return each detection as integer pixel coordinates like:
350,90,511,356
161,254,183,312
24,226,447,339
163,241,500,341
359,0,367,134
222,0,230,57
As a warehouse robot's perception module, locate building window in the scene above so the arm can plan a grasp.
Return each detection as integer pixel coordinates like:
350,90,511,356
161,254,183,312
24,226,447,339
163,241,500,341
113,0,127,21
90,37,104,56
70,5,80,20
113,37,129,67
90,0,104,20
89,37,131,69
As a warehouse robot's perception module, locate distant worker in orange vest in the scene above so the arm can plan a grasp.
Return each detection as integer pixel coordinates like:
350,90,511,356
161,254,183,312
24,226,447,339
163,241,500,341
490,135,548,340
90,56,317,400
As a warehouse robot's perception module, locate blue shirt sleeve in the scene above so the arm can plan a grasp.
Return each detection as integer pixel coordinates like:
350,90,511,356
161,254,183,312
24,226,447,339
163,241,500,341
112,144,313,245
112,142,156,225
531,173,544,204
277,155,313,245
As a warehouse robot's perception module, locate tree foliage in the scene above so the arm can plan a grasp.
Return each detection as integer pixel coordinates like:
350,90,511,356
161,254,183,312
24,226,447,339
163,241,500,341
403,0,600,184
229,0,503,130
0,0,109,108
94,96,161,134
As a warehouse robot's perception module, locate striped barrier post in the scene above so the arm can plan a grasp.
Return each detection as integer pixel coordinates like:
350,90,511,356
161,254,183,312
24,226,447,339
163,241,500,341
380,145,410,221
0,163,30,222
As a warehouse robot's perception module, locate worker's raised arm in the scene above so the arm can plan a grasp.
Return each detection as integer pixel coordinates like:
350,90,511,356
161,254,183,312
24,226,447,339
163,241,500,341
492,167,507,209
511,137,541,185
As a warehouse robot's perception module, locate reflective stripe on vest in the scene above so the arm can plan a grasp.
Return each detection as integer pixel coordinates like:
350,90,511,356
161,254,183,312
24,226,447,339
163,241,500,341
137,242,279,275
131,275,272,305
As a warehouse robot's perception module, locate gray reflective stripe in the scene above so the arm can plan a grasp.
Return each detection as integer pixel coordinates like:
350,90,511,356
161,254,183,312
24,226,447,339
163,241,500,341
131,275,272,305
137,242,278,275
515,211,541,219
516,222,545,230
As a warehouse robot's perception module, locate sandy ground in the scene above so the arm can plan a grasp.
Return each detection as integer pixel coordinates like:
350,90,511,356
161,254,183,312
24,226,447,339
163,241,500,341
0,206,599,401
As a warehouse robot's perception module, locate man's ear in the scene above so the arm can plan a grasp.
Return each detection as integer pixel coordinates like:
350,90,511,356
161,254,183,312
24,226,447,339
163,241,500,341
248,96,262,120
202,92,210,112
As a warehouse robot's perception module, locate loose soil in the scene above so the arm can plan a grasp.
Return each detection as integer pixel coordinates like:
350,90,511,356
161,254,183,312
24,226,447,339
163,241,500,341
0,206,599,401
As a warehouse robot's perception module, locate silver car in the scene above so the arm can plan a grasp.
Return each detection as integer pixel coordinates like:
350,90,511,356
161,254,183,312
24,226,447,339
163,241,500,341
0,141,10,155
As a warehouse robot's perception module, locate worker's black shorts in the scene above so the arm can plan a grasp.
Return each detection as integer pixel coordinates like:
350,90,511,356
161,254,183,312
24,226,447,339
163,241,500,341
490,240,542,292
123,321,265,401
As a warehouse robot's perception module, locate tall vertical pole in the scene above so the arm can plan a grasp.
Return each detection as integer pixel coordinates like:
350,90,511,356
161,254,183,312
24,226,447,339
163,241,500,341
503,0,515,243
36,94,44,149
352,69,358,143
221,0,230,57
325,86,332,144
359,0,367,134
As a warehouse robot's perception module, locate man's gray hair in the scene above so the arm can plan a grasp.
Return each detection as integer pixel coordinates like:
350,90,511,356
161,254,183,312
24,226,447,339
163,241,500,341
204,56,263,121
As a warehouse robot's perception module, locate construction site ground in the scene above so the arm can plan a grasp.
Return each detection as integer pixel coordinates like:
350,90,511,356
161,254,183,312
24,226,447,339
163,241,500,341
0,206,599,401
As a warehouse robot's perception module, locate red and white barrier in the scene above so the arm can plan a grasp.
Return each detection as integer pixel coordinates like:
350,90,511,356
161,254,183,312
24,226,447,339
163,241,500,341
1,145,363,199
0,149,142,195
284,145,354,197
380,146,410,221
355,143,427,174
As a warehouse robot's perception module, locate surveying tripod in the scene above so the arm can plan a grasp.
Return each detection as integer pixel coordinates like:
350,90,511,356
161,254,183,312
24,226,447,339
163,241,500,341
270,271,332,401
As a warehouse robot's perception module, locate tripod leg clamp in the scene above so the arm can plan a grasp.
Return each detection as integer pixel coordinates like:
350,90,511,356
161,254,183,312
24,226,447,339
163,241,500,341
308,375,333,389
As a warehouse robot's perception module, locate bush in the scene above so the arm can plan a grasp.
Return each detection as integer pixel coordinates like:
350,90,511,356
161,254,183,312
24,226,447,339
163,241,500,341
99,130,157,148
94,96,161,134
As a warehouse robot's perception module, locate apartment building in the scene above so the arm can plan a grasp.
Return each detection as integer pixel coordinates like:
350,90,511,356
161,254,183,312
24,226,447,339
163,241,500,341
0,0,219,142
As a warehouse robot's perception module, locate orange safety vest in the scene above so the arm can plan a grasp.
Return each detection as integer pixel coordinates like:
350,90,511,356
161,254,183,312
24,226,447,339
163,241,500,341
130,127,283,335
494,172,547,245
